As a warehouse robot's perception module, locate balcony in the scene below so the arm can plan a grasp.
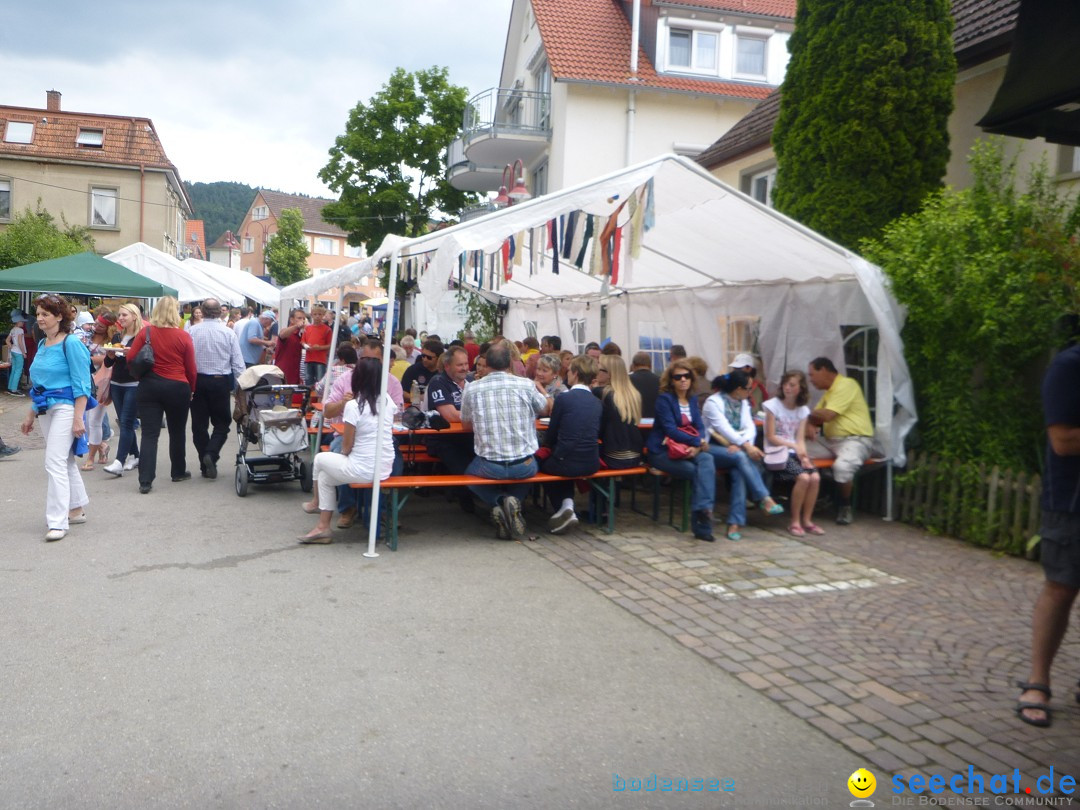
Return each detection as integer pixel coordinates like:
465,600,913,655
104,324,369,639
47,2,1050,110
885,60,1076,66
447,86,551,191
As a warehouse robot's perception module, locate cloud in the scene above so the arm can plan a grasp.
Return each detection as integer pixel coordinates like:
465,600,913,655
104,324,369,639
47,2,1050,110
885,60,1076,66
2,0,509,197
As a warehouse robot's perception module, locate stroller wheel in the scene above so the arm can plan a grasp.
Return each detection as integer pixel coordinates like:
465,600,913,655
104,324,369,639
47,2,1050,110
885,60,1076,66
235,463,250,497
300,460,313,493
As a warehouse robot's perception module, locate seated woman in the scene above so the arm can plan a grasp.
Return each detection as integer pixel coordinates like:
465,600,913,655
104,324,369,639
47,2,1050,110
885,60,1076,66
597,354,643,470
539,355,603,534
645,359,716,542
763,370,823,537
299,357,395,544
702,370,784,541
534,352,568,398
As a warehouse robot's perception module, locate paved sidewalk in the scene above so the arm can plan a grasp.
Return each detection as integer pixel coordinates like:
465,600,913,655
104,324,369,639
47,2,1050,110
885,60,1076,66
513,498,1080,780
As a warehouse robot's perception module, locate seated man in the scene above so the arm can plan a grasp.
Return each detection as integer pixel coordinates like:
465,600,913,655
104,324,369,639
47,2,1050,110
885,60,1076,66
461,344,552,540
806,357,874,525
401,338,443,405
426,346,476,512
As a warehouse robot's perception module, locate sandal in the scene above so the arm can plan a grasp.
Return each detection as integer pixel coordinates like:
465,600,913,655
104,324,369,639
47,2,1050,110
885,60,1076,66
1015,680,1052,727
803,523,826,536
80,460,95,471
760,499,784,516
726,526,742,541
787,524,805,537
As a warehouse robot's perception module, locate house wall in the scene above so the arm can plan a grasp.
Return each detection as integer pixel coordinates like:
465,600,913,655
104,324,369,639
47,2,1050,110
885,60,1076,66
710,149,777,195
0,158,185,255
556,84,755,189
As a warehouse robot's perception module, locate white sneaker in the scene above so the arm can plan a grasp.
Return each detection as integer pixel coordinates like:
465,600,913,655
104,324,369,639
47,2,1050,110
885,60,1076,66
123,456,139,471
548,505,579,535
102,460,123,476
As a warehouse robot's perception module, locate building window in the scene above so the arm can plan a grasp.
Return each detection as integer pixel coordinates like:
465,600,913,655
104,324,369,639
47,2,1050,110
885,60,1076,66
76,128,104,148
842,325,878,423
665,23,721,74
360,275,370,286
315,237,336,255
636,321,673,374
344,244,364,258
735,36,767,77
90,187,117,227
0,178,10,221
569,318,588,354
252,206,269,221
4,121,33,144
748,168,776,207
242,236,254,253
532,161,548,198
716,315,760,368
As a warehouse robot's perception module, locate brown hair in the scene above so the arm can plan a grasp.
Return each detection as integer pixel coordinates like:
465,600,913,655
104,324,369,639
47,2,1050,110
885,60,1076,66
568,354,598,386
33,293,75,331
779,370,810,407
659,359,696,393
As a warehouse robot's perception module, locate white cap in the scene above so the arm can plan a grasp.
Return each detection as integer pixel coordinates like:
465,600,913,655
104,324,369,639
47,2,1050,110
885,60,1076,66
729,353,756,369
75,311,94,328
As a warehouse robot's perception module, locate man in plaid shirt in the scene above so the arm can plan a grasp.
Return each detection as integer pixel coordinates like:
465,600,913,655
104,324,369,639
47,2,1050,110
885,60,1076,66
461,343,552,540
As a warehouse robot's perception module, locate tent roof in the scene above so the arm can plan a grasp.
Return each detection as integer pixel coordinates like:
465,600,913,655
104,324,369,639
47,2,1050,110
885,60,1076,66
105,243,239,303
182,258,280,306
0,252,178,298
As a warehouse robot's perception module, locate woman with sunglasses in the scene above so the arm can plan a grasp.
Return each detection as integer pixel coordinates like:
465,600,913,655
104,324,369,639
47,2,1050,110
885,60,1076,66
703,370,784,541
645,359,717,542
19,294,93,541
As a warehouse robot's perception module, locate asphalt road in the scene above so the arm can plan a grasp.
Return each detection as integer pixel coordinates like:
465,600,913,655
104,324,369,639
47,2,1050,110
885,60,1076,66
0,402,859,808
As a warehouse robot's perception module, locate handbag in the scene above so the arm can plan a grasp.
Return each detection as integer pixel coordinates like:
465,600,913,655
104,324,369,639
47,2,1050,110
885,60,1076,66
128,326,155,379
763,445,789,471
663,420,700,460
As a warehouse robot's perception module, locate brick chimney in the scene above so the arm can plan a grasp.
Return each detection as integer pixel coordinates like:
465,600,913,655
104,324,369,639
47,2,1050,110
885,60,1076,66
46,90,61,112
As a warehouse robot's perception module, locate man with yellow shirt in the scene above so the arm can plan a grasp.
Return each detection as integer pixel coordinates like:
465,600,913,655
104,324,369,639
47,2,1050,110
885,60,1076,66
806,357,874,525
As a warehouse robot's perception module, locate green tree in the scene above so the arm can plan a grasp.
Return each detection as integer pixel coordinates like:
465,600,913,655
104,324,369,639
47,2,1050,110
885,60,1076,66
772,0,956,249
184,180,257,246
0,207,95,329
862,139,1080,470
263,208,310,287
319,66,475,259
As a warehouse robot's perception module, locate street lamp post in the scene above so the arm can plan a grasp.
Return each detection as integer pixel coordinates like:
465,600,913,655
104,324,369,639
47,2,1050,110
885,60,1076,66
493,159,531,208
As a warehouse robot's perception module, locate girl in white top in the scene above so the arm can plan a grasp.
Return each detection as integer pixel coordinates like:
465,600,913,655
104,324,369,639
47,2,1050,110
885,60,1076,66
299,356,395,543
763,370,824,537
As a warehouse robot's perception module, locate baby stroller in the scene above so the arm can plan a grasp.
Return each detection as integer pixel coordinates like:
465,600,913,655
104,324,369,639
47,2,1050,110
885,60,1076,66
233,365,313,497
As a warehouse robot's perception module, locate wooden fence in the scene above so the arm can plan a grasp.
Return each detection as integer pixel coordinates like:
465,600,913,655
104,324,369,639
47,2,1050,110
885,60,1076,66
892,452,1041,555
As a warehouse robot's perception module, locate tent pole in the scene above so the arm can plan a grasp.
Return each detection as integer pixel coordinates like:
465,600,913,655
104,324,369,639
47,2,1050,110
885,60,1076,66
365,250,400,559
884,460,894,522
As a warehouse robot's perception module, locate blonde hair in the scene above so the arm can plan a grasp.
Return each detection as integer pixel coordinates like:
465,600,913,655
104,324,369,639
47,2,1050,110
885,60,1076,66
495,338,523,375
600,354,641,424
149,296,182,328
118,303,144,337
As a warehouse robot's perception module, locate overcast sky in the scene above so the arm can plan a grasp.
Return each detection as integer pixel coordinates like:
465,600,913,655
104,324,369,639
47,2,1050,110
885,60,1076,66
2,0,510,198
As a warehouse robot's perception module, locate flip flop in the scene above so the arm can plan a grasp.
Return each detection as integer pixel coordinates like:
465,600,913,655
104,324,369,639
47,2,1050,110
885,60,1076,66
726,528,742,541
298,530,333,544
300,502,320,515
1015,681,1052,727
787,524,805,537
80,461,94,471
803,523,826,536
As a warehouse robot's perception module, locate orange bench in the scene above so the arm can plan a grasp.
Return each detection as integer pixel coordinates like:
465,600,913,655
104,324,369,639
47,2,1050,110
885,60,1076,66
351,467,648,550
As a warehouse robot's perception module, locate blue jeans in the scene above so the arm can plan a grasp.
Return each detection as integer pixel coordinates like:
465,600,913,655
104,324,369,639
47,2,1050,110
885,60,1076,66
110,384,140,463
6,352,23,392
465,455,538,508
708,445,770,526
646,449,715,513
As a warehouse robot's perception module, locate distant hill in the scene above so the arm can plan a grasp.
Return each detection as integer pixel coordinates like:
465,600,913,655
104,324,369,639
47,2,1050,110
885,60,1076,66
184,181,257,247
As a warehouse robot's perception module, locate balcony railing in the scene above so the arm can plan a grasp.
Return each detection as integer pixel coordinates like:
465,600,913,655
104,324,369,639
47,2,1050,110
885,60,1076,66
462,87,551,143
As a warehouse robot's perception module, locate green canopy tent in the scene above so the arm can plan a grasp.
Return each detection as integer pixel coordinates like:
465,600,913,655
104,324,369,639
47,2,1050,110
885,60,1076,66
0,252,178,298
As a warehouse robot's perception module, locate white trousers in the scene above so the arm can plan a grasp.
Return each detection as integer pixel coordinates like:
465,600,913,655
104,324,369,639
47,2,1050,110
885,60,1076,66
39,404,90,530
86,401,106,445
313,452,370,511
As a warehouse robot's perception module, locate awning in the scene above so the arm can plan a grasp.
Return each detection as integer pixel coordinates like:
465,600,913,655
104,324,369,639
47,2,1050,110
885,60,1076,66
0,252,178,298
977,0,1080,145
361,297,389,306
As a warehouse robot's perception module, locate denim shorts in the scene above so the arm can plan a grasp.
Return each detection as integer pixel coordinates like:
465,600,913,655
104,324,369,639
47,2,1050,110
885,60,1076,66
1040,510,1080,588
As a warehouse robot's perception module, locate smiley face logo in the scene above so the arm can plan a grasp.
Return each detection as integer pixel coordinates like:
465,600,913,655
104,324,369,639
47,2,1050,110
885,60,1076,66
848,768,876,798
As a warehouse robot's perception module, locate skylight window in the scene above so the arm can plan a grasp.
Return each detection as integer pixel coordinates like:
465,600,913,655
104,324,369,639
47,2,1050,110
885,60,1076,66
76,128,104,147
4,121,34,144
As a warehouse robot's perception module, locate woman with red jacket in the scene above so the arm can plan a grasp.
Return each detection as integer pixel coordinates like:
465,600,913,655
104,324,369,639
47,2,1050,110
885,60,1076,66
127,297,197,494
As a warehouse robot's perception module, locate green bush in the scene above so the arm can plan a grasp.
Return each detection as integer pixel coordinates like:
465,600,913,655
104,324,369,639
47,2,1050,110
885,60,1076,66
863,139,1080,470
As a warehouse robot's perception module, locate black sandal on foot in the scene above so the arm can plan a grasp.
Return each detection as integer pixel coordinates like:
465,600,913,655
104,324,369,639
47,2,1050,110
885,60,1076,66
1015,680,1052,727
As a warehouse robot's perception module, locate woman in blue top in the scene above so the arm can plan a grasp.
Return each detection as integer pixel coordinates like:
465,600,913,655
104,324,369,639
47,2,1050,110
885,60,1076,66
646,359,716,542
19,294,93,541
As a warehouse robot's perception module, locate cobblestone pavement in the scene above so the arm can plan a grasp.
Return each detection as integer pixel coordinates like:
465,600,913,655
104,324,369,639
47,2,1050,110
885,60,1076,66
519,499,1080,781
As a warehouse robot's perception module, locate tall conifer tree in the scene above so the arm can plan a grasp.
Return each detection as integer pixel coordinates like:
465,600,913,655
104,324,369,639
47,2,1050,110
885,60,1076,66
772,0,956,249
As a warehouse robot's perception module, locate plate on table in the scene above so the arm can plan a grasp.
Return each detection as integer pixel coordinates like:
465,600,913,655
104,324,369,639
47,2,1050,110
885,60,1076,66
538,417,550,425
639,418,655,426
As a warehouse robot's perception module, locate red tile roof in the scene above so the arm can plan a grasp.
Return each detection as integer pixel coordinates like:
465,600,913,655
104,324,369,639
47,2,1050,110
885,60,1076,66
531,0,778,100
257,189,348,238
664,0,796,19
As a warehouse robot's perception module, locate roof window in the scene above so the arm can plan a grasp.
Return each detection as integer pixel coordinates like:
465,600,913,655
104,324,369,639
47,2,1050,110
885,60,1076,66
76,128,104,148
4,121,34,144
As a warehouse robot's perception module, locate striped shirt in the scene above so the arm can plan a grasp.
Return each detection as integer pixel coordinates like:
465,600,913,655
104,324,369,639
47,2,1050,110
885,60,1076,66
460,371,548,461
189,319,245,378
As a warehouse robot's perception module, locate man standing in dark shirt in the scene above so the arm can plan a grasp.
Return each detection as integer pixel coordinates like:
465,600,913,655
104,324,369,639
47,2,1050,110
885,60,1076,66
629,352,660,419
1017,344,1080,727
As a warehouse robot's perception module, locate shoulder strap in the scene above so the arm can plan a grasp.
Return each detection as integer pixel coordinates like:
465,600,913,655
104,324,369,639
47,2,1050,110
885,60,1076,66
144,325,152,344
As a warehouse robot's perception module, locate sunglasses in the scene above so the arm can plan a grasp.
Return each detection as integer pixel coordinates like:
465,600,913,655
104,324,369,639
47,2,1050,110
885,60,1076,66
671,372,692,381
422,353,437,360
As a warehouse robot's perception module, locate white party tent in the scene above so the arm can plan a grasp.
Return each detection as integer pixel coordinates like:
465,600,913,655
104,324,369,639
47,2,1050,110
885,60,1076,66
182,257,280,307
280,154,916,555
106,242,241,304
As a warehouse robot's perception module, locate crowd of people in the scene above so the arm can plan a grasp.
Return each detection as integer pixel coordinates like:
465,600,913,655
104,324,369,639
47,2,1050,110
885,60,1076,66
4,295,877,547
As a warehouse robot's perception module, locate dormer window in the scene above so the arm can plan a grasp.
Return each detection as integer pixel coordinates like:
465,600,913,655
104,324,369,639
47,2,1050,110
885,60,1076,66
76,128,104,147
734,27,771,79
252,206,269,221
658,18,786,83
4,121,34,144
668,28,718,72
